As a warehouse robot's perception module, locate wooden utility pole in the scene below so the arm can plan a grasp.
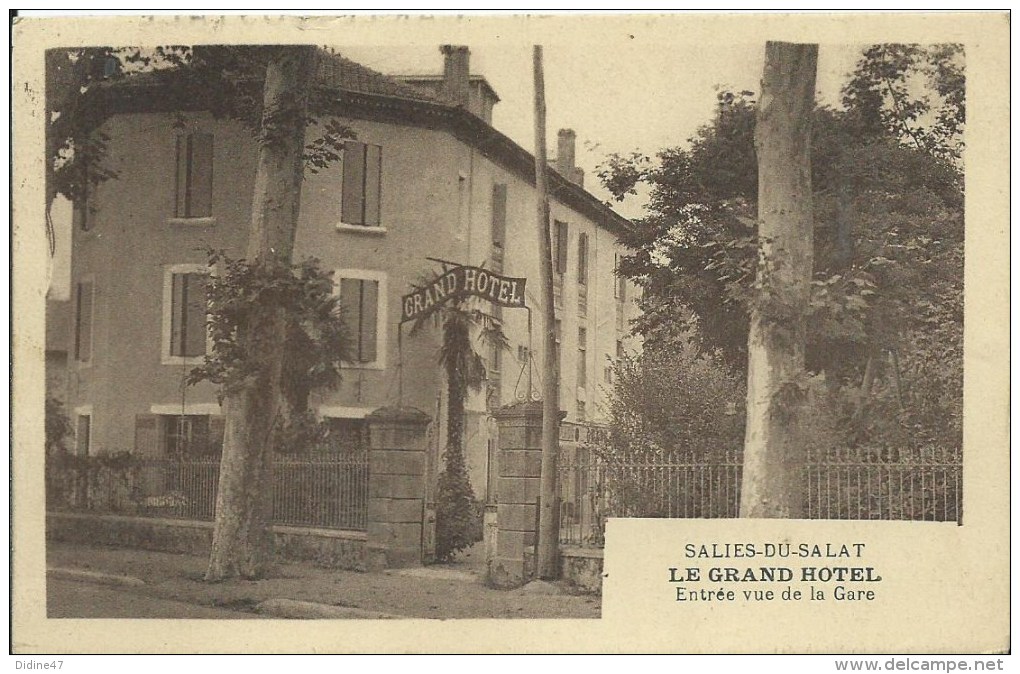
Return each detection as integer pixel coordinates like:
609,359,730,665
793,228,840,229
739,41,818,518
533,45,560,578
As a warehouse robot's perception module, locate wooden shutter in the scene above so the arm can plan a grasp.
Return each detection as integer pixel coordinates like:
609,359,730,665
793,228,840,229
342,141,367,225
577,233,588,285
170,273,185,356
76,415,91,457
555,221,569,274
175,135,188,217
175,133,214,218
183,273,208,357
75,281,93,361
359,280,379,363
364,144,382,227
134,413,162,458
339,277,362,359
491,183,507,247
189,133,214,218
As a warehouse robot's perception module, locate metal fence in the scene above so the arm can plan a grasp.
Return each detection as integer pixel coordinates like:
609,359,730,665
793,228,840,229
48,450,370,532
557,446,962,547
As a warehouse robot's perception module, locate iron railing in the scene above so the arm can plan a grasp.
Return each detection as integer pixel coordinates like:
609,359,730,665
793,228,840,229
557,446,962,547
48,450,370,532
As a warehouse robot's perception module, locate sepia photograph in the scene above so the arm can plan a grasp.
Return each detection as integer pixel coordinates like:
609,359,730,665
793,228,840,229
11,11,1009,655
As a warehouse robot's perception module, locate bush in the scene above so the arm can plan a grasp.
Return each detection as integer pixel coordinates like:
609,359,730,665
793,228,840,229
434,456,482,562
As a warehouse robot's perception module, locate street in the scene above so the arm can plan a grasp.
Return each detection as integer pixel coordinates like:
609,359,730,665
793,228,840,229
47,578,263,619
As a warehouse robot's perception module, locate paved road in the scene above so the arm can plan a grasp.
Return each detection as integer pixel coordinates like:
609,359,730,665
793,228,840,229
46,579,263,619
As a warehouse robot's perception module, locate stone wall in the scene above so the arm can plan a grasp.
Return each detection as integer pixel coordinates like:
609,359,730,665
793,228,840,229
47,512,367,570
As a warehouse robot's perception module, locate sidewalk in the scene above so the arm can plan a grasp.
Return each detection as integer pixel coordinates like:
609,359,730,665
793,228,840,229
46,541,601,620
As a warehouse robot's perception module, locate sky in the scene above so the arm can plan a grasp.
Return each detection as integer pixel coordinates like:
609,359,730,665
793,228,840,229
343,43,866,219
48,41,868,299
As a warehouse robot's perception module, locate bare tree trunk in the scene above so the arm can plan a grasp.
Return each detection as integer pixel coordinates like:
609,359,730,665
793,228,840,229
533,45,560,578
206,46,318,581
739,41,818,519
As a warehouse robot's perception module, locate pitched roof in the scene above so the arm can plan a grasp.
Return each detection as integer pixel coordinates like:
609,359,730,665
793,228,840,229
315,51,442,103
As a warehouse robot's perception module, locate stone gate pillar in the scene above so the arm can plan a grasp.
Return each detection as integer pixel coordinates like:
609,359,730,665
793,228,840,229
366,406,431,570
489,400,546,588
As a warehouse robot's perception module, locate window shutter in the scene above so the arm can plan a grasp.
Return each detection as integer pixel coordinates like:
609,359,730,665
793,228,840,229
577,233,588,285
339,278,362,357
342,141,367,225
170,273,185,356
555,221,569,274
491,183,507,247
182,273,208,357
189,133,214,218
75,281,93,361
364,144,382,227
134,414,162,458
76,415,91,457
175,135,188,217
359,280,379,363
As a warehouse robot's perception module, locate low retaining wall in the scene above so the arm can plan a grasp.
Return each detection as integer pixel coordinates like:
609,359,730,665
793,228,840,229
560,546,603,594
47,512,367,571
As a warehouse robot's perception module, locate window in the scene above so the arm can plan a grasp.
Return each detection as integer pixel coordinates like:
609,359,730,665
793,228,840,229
491,183,507,248
168,271,209,358
75,414,91,457
175,132,214,218
341,141,382,227
577,233,589,285
604,364,614,384
577,327,587,389
339,276,382,364
488,306,503,374
162,415,222,457
616,339,625,360
554,221,569,274
74,280,93,362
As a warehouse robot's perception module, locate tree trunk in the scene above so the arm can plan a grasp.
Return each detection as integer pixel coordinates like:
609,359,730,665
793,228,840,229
739,42,818,519
205,46,318,581
533,46,560,578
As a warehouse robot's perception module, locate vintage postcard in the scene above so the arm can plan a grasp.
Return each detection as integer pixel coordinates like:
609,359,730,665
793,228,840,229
11,11,1009,655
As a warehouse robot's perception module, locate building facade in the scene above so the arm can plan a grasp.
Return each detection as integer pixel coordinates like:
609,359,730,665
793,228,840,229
64,46,640,499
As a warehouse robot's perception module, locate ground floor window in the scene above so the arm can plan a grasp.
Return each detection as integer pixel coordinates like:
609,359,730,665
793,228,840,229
75,414,91,456
162,414,223,457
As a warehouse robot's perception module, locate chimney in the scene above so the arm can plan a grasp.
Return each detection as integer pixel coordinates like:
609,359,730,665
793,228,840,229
440,45,471,108
556,128,585,187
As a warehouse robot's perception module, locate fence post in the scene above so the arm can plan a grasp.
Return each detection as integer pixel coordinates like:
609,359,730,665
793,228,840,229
365,406,431,570
488,400,554,588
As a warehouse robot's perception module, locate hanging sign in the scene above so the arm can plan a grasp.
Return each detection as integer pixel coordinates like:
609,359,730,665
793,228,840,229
401,265,527,323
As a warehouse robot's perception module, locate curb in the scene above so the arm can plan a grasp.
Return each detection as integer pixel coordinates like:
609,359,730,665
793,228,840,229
47,567,146,588
255,598,406,620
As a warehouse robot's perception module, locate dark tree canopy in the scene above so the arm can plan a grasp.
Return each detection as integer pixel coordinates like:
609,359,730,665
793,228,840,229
600,45,963,379
600,44,964,457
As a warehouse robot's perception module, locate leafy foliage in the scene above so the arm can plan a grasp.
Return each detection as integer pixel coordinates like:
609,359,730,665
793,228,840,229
598,44,963,459
45,395,73,453
186,251,351,451
606,343,745,459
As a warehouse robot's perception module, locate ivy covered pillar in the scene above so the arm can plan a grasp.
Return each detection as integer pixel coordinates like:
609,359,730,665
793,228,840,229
488,401,554,588
365,406,431,570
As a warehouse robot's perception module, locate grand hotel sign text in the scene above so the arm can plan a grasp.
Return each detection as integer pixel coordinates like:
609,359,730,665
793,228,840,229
401,265,527,322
